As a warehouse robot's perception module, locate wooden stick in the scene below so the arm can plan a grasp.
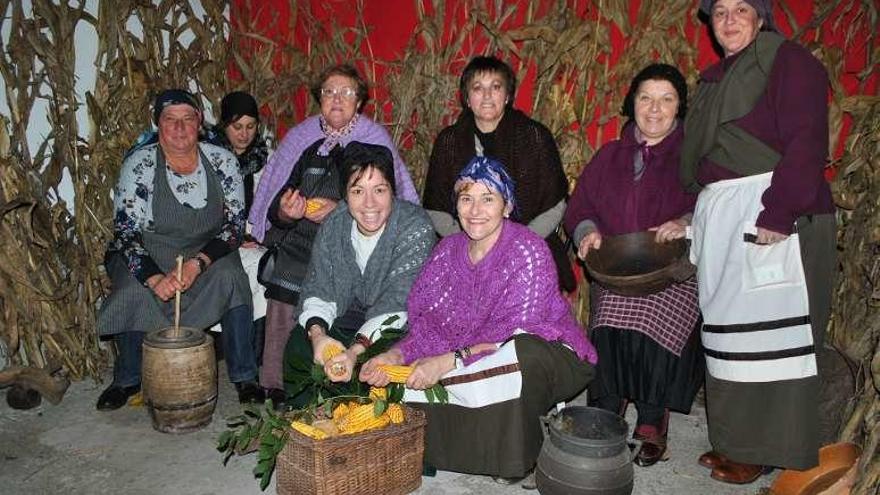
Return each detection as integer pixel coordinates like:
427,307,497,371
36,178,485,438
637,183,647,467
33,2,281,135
174,255,183,338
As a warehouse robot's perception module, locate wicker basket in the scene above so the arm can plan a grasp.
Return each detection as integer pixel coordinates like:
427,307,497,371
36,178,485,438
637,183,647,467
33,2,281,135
276,406,426,495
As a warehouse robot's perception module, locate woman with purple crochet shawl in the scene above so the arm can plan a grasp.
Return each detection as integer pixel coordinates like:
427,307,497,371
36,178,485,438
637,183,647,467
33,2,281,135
361,156,596,482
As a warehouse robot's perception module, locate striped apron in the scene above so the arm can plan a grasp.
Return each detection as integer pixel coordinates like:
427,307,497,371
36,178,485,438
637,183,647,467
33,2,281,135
689,172,820,469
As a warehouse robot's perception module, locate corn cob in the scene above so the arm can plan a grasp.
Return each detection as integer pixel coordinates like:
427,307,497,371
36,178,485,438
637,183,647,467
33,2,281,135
305,198,324,215
368,386,387,401
378,364,413,383
334,403,377,430
387,403,405,424
332,402,351,420
291,421,328,440
338,411,391,435
322,343,344,362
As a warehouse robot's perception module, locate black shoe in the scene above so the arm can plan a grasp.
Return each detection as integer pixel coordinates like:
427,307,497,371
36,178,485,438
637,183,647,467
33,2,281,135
235,381,264,404
96,384,140,411
264,388,286,411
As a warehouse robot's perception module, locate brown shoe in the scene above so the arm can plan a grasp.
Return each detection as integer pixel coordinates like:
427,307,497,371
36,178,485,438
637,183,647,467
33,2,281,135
633,419,669,468
698,450,728,469
634,439,669,467
710,461,772,484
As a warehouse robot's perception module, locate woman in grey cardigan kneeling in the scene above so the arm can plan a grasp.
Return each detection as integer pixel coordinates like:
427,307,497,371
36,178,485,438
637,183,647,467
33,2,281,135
281,141,435,407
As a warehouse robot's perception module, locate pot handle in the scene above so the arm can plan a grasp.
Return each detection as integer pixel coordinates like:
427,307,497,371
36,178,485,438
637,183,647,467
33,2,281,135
670,258,696,282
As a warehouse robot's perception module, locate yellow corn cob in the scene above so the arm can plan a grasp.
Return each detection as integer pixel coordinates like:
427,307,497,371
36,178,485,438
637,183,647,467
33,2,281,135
338,411,391,435
291,421,328,440
387,403,405,424
378,365,413,383
335,403,377,431
368,386,387,401
322,343,344,362
305,198,324,215
332,402,350,421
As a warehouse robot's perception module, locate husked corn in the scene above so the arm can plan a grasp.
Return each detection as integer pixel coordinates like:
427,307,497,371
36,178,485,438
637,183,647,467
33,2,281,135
387,403,405,424
335,403,377,431
291,421,328,440
322,343,344,362
338,411,391,434
332,402,350,420
369,386,387,401
378,365,413,383
305,198,324,215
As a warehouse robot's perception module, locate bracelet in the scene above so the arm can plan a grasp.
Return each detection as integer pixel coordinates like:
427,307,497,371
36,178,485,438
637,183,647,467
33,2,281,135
354,334,372,349
191,256,207,273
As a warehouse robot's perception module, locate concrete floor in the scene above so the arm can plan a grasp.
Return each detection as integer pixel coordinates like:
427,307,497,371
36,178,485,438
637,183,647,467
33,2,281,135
0,373,776,495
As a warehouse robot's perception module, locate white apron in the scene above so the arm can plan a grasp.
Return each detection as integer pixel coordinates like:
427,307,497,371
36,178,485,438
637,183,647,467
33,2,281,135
403,340,522,408
689,172,816,383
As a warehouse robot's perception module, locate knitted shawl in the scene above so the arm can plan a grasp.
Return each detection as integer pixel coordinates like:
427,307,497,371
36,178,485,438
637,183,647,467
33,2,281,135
248,114,419,241
396,220,597,364
423,108,568,223
298,199,436,324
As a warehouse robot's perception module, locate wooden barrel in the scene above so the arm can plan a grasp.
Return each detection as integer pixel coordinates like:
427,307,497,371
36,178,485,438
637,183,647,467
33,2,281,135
142,326,217,434
536,406,634,495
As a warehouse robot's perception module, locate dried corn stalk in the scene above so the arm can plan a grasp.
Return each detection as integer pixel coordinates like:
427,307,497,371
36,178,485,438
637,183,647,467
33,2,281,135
0,2,877,491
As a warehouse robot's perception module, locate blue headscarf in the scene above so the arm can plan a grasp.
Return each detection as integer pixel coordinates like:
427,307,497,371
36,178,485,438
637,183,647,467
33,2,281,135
453,156,518,218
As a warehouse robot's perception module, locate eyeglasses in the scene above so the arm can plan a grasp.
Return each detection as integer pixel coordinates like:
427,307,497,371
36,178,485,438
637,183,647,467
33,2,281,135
320,87,358,100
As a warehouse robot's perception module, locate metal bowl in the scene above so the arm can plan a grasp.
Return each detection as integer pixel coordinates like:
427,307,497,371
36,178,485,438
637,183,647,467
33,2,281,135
584,231,695,296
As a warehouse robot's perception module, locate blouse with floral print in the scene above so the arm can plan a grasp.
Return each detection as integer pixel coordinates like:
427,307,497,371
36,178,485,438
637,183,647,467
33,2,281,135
109,142,246,284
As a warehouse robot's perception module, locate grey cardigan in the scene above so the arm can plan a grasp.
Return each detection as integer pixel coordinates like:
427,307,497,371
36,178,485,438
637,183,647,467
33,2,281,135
298,199,436,329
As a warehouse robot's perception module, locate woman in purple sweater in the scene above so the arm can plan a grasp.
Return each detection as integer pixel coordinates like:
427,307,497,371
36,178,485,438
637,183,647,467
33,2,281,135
360,157,597,483
683,0,836,484
563,64,703,468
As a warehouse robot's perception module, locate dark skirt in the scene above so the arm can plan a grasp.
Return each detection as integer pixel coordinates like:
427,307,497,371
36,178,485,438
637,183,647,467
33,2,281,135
589,322,704,413
411,334,594,478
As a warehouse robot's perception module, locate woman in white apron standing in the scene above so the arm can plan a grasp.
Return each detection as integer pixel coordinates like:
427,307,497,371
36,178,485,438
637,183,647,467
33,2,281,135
682,0,836,485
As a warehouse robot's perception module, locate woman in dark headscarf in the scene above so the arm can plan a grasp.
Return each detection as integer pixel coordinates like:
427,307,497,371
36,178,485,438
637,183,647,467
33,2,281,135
423,56,575,292
96,89,261,410
208,91,270,219
564,63,703,469
682,0,836,484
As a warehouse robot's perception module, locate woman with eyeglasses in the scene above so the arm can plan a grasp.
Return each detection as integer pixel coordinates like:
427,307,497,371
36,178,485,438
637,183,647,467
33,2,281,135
248,64,419,409
422,56,576,293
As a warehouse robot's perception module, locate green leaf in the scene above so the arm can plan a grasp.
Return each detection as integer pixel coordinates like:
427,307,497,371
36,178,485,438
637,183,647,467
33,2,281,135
432,384,449,403
259,460,275,491
216,430,234,451
388,382,405,403
379,314,401,326
373,399,387,416
425,387,435,403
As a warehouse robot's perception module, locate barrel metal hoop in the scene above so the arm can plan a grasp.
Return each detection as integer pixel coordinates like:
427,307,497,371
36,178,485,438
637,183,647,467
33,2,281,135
146,394,218,411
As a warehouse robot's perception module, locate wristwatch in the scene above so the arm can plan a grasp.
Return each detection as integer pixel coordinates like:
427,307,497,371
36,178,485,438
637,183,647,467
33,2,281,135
453,349,465,370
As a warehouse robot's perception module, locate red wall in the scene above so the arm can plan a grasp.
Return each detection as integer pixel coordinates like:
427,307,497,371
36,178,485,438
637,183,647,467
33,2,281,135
233,0,876,166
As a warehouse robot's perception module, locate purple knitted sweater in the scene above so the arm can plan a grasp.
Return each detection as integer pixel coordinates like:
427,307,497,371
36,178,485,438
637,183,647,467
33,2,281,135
248,114,420,242
396,220,598,365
